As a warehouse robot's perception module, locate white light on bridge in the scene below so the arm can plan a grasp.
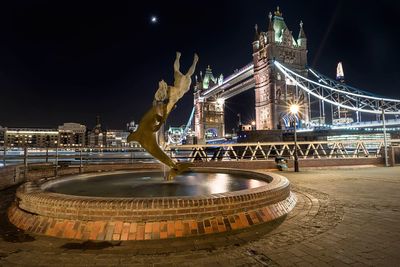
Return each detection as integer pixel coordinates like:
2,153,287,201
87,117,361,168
217,98,225,105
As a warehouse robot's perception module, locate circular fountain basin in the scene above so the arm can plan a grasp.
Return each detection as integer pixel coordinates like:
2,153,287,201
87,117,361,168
43,171,268,197
8,167,296,241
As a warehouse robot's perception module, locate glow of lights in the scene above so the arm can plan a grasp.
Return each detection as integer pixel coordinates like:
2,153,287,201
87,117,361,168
216,98,225,105
202,63,254,97
249,179,265,189
150,16,158,23
274,61,400,103
274,61,400,115
209,173,229,194
251,121,256,126
289,104,300,115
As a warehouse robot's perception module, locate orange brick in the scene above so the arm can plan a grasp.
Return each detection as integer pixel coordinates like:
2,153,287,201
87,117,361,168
136,224,145,240
175,230,183,237
238,213,249,227
144,223,153,240
160,221,167,232
56,220,68,237
145,222,152,233
263,207,273,221
63,221,76,239
104,222,115,240
167,221,175,237
174,220,183,231
217,222,226,232
95,221,107,240
160,231,168,239
113,221,123,236
249,211,259,224
152,222,160,233
128,233,136,240
190,220,197,231
234,215,243,229
182,222,191,236
120,223,130,241
129,223,137,234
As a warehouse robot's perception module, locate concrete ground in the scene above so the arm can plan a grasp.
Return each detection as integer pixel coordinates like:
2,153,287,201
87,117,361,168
1,166,400,266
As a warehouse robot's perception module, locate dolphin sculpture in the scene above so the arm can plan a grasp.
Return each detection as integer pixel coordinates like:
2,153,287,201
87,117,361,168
127,52,198,180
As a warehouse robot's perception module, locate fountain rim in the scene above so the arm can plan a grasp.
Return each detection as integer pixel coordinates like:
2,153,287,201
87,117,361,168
27,167,285,201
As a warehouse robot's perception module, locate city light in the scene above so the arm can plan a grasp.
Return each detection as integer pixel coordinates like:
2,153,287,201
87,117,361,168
289,104,300,172
289,104,299,115
216,98,225,105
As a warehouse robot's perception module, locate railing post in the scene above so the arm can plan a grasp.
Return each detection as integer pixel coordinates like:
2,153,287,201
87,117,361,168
46,147,49,163
24,146,28,179
79,148,83,173
2,146,6,167
55,146,59,176
382,109,389,167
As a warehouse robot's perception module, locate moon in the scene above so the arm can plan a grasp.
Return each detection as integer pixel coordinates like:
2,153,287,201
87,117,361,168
150,16,158,24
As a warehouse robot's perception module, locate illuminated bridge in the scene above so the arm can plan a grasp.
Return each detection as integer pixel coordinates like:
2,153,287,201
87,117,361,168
187,7,400,143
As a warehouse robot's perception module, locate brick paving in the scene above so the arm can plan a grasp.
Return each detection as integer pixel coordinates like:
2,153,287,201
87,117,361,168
1,166,400,266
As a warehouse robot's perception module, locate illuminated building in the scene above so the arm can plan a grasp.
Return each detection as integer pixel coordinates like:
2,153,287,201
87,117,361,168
58,123,86,147
332,62,353,124
87,116,106,147
252,7,309,130
105,130,131,147
0,126,4,146
193,66,225,141
3,128,59,147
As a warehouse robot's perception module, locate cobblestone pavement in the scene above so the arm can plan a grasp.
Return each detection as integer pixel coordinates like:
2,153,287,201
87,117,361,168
1,166,399,266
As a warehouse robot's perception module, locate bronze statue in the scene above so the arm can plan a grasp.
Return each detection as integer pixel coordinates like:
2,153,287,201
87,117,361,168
127,52,198,180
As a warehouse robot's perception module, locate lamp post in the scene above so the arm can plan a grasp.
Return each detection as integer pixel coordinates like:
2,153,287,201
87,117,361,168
251,120,256,131
290,104,300,172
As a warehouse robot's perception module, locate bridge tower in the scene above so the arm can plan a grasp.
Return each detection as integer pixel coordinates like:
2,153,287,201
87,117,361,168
253,7,309,130
193,66,225,142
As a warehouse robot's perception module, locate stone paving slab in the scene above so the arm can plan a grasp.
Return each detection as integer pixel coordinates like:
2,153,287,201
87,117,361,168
1,166,400,266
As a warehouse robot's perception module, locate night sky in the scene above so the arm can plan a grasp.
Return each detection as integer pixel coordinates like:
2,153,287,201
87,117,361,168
1,0,399,131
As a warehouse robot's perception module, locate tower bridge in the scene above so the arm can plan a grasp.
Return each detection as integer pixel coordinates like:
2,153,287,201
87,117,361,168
190,7,400,143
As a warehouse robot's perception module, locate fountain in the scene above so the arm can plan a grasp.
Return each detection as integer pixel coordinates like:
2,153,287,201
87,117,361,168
8,53,296,241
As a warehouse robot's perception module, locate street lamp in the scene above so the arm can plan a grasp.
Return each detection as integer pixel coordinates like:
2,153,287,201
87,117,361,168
251,120,256,130
289,104,300,172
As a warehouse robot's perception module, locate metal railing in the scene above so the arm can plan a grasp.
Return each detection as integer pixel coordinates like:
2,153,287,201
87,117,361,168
166,139,400,162
0,146,155,168
2,139,397,168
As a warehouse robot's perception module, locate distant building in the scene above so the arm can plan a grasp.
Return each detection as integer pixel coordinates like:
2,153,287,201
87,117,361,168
0,118,142,148
3,128,59,147
193,66,225,141
106,130,130,147
87,116,106,147
58,123,86,147
0,126,5,146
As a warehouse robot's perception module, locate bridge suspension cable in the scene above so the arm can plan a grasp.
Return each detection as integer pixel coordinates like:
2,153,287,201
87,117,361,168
274,61,400,115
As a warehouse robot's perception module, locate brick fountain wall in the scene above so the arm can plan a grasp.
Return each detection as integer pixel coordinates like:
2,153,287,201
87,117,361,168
8,167,296,241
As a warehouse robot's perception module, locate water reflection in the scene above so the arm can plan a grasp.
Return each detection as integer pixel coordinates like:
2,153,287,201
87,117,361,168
208,173,229,194
46,171,268,198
